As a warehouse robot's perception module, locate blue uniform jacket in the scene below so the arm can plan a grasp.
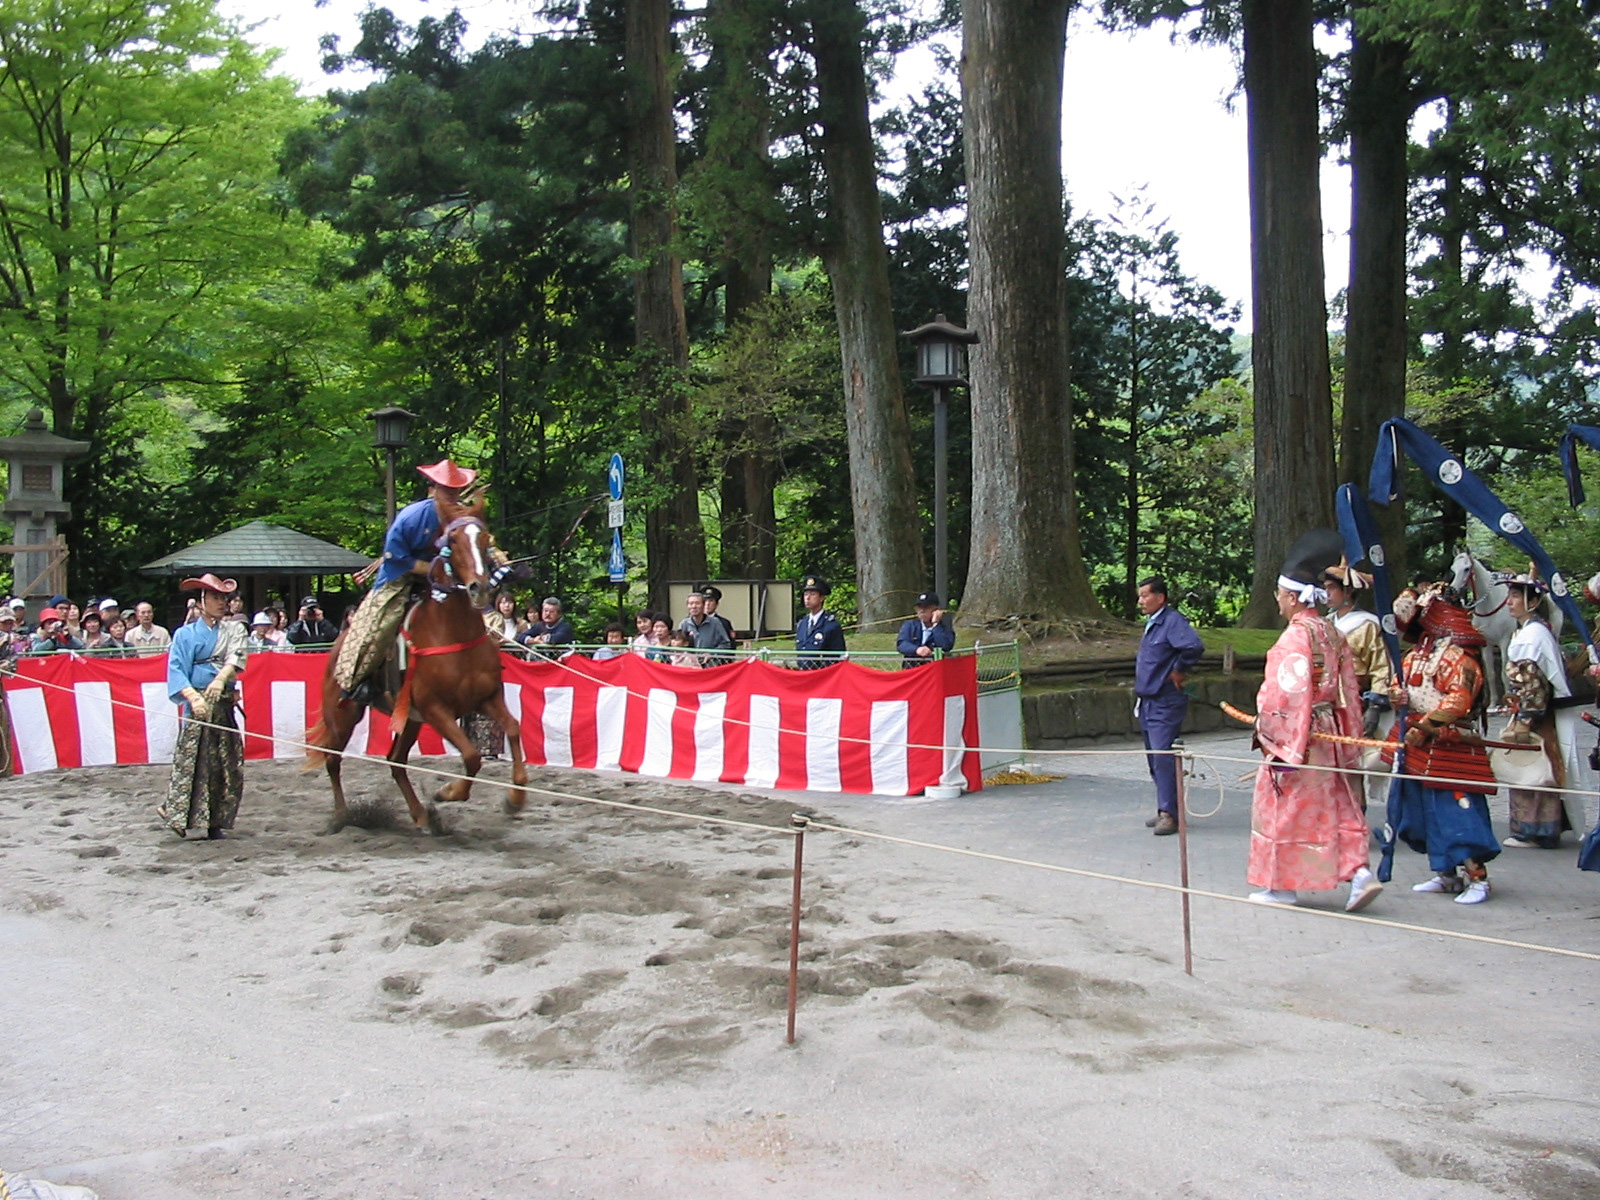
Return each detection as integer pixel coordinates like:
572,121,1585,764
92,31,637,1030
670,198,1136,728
376,497,443,587
1134,603,1204,698
896,617,955,665
794,608,846,667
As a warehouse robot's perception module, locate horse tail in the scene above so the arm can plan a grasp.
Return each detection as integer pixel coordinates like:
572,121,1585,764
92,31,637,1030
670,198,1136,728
304,717,333,769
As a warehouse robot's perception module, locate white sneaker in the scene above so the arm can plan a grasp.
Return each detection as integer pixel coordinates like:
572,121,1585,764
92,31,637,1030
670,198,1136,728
1249,888,1299,905
1412,874,1460,894
1454,879,1491,905
1346,867,1383,912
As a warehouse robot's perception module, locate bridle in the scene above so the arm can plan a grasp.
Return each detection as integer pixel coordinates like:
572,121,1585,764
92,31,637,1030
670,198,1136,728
428,515,488,595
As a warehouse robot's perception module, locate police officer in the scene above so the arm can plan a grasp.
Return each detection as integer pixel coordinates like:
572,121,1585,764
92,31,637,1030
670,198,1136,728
896,591,955,666
794,574,846,668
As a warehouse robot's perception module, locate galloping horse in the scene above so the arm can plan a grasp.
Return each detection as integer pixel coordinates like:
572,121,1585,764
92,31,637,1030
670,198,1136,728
306,497,528,833
1449,547,1563,708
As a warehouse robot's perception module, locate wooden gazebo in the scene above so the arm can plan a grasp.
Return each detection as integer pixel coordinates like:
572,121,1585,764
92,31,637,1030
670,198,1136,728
140,521,373,621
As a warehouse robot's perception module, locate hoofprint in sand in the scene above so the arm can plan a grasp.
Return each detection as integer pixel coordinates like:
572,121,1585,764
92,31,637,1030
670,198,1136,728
0,742,1597,1199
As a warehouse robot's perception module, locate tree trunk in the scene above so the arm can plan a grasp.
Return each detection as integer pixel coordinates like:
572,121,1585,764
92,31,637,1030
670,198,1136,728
1341,9,1412,578
706,0,776,582
960,0,1106,626
1238,0,1336,627
626,0,706,602
809,0,924,625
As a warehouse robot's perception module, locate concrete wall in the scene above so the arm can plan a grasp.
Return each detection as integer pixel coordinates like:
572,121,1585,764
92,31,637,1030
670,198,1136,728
1023,674,1264,749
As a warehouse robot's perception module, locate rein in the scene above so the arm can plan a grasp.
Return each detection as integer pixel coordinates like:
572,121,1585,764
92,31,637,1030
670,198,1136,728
1456,552,1510,618
404,628,490,657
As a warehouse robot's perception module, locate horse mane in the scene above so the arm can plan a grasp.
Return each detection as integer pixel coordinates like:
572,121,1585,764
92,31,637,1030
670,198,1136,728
437,494,487,525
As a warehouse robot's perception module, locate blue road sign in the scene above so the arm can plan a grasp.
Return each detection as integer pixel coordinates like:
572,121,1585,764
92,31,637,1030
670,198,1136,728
607,453,625,501
608,528,626,583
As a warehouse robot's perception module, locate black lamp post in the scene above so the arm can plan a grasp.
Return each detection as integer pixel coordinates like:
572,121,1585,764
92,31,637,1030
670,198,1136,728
369,405,416,524
903,314,979,605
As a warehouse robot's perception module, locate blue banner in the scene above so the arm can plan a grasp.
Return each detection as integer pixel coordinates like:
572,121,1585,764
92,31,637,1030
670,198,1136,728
1370,417,1600,872
1559,424,1600,506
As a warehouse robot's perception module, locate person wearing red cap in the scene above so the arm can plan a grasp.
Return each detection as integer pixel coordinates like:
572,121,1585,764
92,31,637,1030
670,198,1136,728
334,458,478,703
157,573,250,839
27,606,84,654
1384,582,1500,904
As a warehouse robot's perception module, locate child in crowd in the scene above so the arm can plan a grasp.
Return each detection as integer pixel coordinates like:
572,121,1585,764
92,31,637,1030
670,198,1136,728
667,630,696,668
593,622,629,661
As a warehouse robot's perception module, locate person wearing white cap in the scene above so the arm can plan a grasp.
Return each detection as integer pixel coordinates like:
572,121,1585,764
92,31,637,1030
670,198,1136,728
0,607,21,662
247,611,284,653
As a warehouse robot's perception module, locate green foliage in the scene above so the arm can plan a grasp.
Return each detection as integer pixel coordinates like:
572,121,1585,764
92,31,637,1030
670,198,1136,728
1067,196,1246,623
0,0,329,598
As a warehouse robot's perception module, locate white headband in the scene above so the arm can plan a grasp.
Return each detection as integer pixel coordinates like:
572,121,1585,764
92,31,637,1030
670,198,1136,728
1277,575,1327,606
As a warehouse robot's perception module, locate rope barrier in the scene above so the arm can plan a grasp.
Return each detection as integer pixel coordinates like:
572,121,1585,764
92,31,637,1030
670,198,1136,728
5,669,1599,971
801,812,1600,962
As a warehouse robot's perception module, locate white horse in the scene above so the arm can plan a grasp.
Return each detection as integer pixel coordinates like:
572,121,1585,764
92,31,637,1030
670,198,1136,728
1448,548,1563,708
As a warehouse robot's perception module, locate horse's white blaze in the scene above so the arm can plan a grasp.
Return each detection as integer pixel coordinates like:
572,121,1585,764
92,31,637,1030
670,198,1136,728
465,521,486,583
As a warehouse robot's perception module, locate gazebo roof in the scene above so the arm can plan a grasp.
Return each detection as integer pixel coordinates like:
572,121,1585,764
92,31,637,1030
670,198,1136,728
140,521,372,576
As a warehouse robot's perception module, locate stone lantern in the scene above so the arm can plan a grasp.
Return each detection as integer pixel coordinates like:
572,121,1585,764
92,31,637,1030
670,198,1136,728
0,408,91,609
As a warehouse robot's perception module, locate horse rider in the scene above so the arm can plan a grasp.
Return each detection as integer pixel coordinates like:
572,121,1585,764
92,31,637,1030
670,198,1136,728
334,458,503,706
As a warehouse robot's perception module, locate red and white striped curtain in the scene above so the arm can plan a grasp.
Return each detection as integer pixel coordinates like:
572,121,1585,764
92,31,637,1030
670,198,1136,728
3,651,981,797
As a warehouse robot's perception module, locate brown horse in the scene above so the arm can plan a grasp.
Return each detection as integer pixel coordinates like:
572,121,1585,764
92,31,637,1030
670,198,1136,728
306,498,528,833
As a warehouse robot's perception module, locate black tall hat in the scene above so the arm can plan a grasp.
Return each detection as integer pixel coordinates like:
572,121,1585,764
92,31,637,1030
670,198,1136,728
1279,528,1346,586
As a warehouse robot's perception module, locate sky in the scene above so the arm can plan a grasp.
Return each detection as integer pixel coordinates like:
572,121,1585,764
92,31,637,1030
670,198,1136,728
221,0,1355,328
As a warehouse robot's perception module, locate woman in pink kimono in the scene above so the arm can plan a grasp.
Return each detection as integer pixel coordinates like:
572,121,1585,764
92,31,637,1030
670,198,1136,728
1248,529,1383,911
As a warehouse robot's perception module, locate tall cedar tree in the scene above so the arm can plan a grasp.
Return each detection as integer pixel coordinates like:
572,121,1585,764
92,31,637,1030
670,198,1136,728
960,0,1106,624
626,0,707,599
1338,1,1415,576
805,0,925,625
692,0,780,579
1238,0,1336,625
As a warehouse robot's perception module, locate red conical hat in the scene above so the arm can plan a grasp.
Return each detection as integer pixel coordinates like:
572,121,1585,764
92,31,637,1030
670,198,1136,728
416,459,477,490
178,573,239,595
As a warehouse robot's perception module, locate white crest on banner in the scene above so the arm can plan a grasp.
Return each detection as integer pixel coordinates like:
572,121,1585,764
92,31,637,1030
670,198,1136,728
1499,511,1525,534
1552,572,1569,597
1382,614,1398,635
1369,544,1386,566
1438,459,1464,485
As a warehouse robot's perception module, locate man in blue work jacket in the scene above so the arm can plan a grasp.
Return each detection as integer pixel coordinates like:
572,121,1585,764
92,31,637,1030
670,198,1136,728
1135,576,1204,836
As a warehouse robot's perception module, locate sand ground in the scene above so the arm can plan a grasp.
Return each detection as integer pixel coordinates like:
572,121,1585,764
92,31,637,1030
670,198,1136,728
2,730,1598,1199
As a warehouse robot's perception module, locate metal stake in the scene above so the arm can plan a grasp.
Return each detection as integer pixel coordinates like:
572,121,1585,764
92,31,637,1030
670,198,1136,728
786,812,809,1045
1176,745,1193,976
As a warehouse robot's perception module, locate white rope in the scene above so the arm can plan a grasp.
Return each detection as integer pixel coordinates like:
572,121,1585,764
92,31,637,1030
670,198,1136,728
5,670,1599,965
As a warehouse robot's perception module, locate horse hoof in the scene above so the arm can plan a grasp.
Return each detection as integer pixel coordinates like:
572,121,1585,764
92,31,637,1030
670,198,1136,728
324,814,349,835
503,793,527,816
425,804,446,837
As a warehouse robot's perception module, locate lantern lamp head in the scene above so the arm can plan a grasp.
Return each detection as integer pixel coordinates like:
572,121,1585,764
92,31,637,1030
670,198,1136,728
902,313,979,386
368,405,417,451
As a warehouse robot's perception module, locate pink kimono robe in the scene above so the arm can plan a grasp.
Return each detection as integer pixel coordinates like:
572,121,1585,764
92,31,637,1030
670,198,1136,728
1248,609,1371,891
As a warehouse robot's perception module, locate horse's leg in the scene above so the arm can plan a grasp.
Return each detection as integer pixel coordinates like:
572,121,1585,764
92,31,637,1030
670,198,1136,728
386,718,434,833
414,699,482,807
478,692,528,814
